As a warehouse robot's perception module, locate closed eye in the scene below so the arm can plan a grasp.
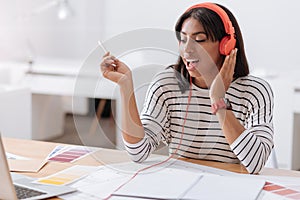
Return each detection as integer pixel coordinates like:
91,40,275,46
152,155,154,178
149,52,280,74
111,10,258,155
195,39,206,43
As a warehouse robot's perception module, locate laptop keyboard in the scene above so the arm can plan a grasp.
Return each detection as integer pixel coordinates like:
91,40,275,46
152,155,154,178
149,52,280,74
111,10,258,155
14,185,46,199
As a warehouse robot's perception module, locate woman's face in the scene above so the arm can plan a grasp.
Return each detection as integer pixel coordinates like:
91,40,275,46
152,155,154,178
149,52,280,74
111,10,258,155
179,17,223,86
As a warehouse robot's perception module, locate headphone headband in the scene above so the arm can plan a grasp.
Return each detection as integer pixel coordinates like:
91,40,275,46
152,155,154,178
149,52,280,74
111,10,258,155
184,2,236,55
185,2,235,36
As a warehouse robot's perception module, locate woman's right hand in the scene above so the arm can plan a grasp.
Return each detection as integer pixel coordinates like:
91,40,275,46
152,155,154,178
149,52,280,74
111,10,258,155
100,52,132,85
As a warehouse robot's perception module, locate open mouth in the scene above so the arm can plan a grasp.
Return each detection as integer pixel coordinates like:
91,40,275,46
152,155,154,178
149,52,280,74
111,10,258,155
186,59,199,70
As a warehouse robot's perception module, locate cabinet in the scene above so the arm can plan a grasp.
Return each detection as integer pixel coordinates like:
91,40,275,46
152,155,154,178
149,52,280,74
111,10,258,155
0,85,31,139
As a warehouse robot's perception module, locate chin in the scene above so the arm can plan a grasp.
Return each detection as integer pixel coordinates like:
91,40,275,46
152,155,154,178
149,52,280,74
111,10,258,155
187,70,202,78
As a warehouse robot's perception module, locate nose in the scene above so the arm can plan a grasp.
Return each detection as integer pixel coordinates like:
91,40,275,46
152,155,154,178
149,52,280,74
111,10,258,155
183,38,195,53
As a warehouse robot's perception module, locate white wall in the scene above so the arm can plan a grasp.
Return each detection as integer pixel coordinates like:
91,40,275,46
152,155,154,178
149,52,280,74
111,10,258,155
0,0,299,71
0,0,105,62
101,0,300,71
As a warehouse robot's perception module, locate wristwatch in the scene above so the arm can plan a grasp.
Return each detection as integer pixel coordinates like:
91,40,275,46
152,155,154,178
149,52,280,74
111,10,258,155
211,98,232,115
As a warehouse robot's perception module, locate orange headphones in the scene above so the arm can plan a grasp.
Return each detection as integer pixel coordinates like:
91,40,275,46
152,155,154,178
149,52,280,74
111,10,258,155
185,2,236,55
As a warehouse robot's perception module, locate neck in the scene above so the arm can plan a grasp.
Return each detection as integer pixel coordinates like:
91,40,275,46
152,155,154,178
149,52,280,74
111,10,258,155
193,73,216,89
194,78,208,88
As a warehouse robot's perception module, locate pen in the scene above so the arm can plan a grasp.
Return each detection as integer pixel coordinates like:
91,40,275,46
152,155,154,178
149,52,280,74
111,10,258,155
98,40,108,53
98,40,116,68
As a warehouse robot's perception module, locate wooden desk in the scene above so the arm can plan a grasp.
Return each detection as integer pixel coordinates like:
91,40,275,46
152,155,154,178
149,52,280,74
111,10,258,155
3,137,300,178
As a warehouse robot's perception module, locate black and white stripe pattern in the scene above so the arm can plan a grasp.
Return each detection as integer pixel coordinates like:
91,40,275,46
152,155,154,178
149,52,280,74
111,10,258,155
124,68,274,174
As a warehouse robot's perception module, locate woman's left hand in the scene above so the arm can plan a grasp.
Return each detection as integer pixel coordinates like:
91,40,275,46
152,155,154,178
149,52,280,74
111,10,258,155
209,48,238,102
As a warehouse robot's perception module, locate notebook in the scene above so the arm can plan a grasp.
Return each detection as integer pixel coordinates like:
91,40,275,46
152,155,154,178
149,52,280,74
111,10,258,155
0,134,76,200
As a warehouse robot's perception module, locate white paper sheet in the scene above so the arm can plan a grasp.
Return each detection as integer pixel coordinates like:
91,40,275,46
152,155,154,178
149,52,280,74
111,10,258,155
113,168,202,199
182,174,265,200
65,157,266,200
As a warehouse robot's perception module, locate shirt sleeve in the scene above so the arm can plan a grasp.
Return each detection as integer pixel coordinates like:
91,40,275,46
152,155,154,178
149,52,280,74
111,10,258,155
124,76,170,163
230,78,274,174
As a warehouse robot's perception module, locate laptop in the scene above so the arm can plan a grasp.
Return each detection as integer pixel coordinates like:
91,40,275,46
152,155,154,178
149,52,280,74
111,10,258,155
0,135,76,200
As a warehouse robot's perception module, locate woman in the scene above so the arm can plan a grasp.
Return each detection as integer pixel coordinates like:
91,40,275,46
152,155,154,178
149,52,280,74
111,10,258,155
100,2,274,174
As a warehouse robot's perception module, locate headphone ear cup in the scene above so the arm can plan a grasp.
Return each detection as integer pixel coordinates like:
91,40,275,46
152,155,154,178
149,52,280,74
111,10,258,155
219,36,236,55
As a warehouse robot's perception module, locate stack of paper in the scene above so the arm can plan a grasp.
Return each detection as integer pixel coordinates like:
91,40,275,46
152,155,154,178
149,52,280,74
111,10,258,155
60,157,266,200
113,169,265,200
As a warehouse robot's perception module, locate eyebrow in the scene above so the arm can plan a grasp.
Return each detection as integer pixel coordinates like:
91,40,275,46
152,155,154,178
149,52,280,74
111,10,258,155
180,31,206,36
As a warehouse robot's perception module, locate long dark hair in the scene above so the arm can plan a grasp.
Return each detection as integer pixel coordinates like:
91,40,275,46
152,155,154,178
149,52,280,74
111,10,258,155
172,3,249,92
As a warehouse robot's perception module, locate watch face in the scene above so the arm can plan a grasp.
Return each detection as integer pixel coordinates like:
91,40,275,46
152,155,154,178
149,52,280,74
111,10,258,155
223,98,232,109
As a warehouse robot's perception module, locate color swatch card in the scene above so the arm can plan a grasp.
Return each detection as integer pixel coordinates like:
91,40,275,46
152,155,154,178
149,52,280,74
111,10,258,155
46,145,65,159
35,165,99,186
47,146,94,163
263,181,300,199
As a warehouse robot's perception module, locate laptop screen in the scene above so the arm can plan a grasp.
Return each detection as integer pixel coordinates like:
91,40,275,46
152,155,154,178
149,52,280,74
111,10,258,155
0,135,18,200
0,135,76,200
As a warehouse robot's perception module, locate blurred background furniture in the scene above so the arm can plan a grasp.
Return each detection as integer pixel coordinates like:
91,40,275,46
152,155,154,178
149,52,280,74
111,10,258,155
255,69,300,170
0,85,31,139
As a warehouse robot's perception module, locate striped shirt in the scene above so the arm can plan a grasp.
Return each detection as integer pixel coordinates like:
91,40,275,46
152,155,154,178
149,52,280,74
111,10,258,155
124,68,274,174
